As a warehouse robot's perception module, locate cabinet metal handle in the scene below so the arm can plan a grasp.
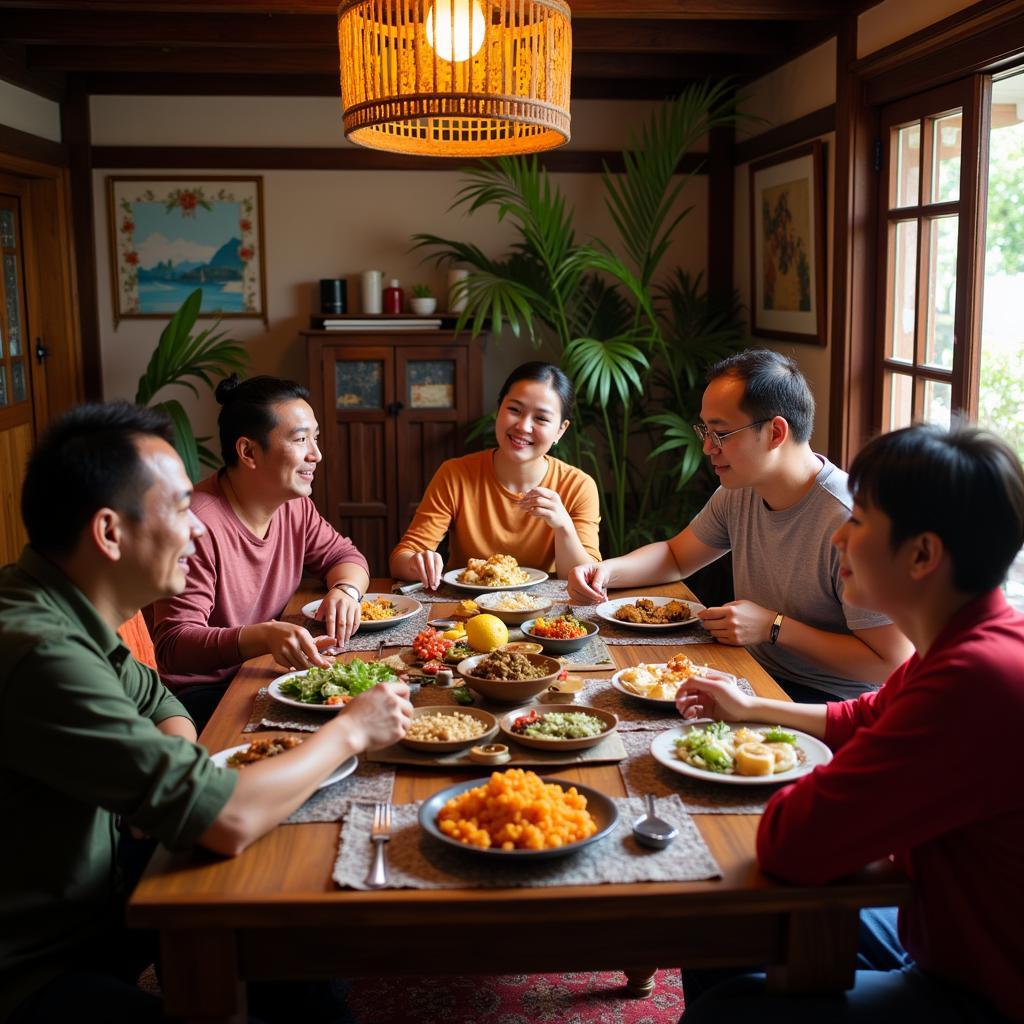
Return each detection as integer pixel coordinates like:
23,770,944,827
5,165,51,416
35,338,48,364
386,401,405,416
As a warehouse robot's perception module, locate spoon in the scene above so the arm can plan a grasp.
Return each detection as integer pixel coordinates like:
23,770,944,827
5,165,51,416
632,794,679,850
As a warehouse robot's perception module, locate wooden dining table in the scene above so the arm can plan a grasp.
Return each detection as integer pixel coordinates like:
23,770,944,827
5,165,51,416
129,580,909,1023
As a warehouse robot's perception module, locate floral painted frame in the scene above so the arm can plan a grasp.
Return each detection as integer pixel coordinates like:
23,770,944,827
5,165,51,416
107,176,267,324
748,141,827,345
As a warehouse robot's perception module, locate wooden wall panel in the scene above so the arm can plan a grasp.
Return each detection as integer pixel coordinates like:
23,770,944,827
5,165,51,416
0,421,32,564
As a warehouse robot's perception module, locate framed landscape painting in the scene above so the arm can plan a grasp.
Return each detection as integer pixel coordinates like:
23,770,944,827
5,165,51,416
749,141,826,344
107,176,267,324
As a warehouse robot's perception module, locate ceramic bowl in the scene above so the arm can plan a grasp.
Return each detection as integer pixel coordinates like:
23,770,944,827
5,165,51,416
519,616,600,655
400,705,498,753
456,652,562,704
472,591,554,625
499,705,618,751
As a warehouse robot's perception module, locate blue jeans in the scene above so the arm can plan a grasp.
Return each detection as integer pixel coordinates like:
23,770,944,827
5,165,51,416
681,908,1008,1023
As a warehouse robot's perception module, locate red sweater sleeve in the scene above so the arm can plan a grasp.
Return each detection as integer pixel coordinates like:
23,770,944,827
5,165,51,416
756,649,1014,884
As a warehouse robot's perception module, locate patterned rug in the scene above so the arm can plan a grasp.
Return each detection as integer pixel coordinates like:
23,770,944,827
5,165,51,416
348,969,685,1024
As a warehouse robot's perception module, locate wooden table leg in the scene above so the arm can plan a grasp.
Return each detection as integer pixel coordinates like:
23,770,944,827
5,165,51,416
766,909,859,994
160,929,246,1024
624,968,657,998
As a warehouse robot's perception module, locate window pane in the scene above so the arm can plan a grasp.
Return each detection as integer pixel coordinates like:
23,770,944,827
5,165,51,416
0,366,7,407
894,123,921,208
12,360,26,403
888,371,913,429
3,254,21,357
407,359,455,409
889,220,918,362
922,378,952,427
924,215,958,369
335,360,383,410
0,210,13,248
930,111,962,204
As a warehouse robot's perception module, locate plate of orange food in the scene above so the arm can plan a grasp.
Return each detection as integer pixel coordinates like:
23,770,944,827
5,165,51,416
418,768,618,859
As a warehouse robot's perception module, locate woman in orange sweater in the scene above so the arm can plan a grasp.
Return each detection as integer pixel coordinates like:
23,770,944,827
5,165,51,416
389,362,601,587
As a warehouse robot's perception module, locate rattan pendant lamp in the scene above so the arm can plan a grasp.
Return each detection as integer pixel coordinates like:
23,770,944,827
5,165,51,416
337,0,572,157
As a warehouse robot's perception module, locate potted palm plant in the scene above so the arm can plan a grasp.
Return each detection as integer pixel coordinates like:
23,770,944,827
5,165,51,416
134,288,249,482
413,80,747,554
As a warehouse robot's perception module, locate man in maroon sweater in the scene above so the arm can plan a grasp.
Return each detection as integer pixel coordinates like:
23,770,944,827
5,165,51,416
152,376,372,730
676,423,1024,1023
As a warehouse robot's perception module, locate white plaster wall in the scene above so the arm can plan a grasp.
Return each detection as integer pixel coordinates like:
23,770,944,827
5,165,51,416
737,40,836,142
0,80,61,142
90,96,708,445
733,41,839,449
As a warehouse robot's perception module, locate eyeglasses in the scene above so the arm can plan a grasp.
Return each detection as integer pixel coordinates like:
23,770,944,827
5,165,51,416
692,419,770,449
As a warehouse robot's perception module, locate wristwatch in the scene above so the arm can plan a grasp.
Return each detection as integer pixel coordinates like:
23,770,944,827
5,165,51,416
331,582,362,602
769,612,784,645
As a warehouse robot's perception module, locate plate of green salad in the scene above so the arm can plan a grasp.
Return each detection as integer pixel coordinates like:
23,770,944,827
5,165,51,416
650,721,831,785
268,658,402,711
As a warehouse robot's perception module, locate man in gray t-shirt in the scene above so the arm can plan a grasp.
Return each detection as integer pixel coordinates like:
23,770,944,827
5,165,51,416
568,350,912,700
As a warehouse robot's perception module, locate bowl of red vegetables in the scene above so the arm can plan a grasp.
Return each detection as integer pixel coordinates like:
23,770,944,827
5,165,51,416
519,613,600,654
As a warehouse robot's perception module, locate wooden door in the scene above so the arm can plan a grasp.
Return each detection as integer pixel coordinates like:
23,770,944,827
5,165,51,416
394,345,472,537
0,182,35,564
320,345,397,574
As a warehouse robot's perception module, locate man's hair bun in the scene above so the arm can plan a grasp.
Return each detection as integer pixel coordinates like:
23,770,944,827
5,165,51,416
215,374,242,405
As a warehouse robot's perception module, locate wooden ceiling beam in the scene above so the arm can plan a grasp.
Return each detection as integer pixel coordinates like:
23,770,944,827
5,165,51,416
1,11,792,55
0,0,844,19
29,44,765,80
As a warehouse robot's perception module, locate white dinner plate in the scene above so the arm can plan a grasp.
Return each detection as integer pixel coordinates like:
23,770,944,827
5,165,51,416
302,593,423,632
210,744,357,790
649,722,832,786
611,663,737,708
610,665,681,707
595,596,704,631
441,566,548,593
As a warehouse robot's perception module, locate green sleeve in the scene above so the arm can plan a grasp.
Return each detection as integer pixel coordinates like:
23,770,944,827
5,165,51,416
2,638,236,851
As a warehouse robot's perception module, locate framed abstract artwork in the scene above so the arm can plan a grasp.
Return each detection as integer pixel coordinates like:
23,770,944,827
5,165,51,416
749,141,826,344
107,176,267,324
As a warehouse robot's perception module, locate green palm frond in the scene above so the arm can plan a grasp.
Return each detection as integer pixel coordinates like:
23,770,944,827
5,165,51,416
644,411,705,490
134,288,248,406
154,398,200,483
603,80,739,283
563,336,649,408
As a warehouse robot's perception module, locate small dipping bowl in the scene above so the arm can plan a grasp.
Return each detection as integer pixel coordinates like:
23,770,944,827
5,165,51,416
539,685,575,705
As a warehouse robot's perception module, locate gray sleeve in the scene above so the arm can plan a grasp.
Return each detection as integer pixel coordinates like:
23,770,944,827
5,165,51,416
688,488,733,551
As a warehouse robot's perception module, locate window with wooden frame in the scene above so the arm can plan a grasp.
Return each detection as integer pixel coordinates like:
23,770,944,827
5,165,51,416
874,77,989,432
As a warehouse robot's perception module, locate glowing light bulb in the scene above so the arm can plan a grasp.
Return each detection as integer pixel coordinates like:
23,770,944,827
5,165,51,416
425,0,486,62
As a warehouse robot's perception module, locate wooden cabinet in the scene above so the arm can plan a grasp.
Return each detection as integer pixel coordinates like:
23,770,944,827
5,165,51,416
305,330,483,574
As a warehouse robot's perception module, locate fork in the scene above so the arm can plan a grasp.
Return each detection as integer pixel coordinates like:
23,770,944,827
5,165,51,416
364,802,392,889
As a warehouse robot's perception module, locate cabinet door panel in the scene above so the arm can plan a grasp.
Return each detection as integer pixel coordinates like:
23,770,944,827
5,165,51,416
321,348,396,573
396,347,470,535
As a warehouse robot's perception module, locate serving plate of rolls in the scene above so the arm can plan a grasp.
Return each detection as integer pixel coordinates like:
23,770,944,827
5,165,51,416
650,721,832,785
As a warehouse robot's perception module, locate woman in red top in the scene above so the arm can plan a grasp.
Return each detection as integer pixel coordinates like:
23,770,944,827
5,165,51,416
675,424,1024,1024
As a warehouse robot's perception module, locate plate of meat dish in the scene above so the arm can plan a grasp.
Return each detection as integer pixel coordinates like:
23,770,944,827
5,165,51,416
595,596,704,631
210,737,358,790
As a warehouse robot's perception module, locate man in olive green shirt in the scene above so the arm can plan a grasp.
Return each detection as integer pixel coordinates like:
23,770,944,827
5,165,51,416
0,402,412,1023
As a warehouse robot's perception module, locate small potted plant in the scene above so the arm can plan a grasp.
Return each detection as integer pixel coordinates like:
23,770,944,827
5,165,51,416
409,283,437,315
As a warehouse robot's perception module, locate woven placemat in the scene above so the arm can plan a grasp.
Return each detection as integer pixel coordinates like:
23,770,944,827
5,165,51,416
365,730,627,769
617,731,774,814
333,794,720,890
244,687,333,732
571,677,756,731
285,760,396,823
